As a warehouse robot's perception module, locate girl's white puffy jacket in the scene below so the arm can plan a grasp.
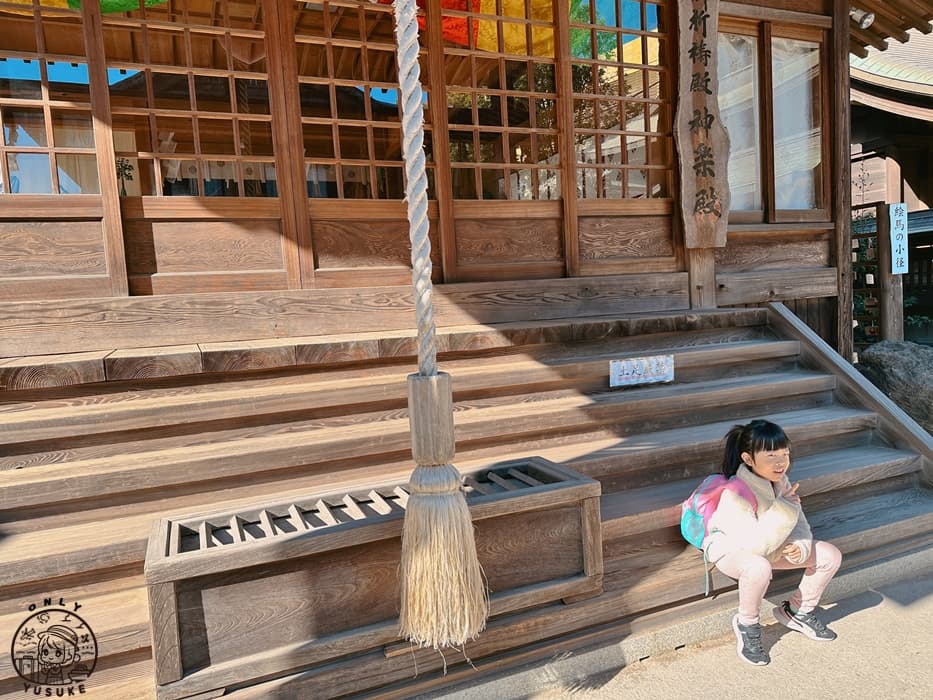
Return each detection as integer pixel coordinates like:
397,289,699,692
705,465,813,565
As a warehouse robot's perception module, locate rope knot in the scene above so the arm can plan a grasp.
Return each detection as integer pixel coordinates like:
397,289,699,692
408,464,463,497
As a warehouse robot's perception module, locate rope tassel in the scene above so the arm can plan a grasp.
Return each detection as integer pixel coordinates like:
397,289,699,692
399,373,488,649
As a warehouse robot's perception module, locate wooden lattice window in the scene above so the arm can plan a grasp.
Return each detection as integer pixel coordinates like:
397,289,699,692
570,0,672,199
0,1,98,195
102,0,275,197
441,0,559,200
294,0,432,200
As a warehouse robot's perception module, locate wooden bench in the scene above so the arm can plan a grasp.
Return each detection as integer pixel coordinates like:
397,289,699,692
144,458,602,700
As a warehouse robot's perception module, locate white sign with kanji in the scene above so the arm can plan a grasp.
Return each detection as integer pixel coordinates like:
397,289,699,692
889,203,909,275
609,355,674,388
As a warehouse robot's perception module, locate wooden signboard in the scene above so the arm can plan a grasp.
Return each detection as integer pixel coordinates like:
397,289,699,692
675,0,731,248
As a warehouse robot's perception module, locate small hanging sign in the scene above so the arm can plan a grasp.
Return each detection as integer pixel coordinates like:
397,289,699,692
609,355,675,388
889,203,909,275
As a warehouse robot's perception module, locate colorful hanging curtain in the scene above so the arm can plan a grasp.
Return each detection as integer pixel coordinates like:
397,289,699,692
2,1,166,13
376,0,555,57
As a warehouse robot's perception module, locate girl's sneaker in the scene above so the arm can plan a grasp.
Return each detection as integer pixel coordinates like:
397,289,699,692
774,601,837,641
732,615,770,666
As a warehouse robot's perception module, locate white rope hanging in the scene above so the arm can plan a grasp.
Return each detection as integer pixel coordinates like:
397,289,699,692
387,0,489,649
391,0,437,377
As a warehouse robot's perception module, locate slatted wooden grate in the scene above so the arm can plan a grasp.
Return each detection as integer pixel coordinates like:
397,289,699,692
167,460,564,556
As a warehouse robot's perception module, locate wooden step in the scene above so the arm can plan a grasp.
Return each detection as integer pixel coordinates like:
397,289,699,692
0,404,860,595
0,333,793,448
0,307,770,390
600,445,923,542
0,650,154,700
0,335,794,472
0,369,835,512
601,487,933,620
3,479,926,698
169,487,933,700
1,403,870,538
568,404,879,490
0,574,147,685
10,485,928,700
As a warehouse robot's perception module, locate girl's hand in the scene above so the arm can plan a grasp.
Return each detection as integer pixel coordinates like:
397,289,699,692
782,543,802,561
782,480,801,505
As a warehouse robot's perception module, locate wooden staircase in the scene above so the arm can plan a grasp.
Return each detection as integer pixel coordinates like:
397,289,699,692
1,304,930,699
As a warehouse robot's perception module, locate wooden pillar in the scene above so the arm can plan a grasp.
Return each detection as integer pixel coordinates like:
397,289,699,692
876,203,905,341
81,2,128,296
885,149,903,204
264,0,313,289
688,248,717,308
674,0,730,309
832,0,854,361
425,0,457,282
555,0,580,277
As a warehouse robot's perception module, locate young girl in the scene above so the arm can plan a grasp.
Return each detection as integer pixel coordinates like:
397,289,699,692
706,419,842,666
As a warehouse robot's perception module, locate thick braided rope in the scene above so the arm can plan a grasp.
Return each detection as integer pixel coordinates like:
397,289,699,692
391,0,437,377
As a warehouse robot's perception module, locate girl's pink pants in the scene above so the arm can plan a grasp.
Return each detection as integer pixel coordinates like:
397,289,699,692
713,540,842,625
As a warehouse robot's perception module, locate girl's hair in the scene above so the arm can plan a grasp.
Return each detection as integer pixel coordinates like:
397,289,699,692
721,419,790,478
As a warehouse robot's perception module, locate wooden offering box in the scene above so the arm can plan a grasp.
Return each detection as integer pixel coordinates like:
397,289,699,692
144,458,602,700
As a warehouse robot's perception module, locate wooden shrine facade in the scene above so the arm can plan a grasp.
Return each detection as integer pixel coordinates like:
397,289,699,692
0,0,857,352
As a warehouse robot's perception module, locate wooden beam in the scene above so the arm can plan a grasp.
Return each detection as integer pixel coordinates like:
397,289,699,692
851,25,889,52
850,39,869,59
871,11,910,44
716,268,838,306
0,351,108,390
0,196,103,220
120,197,281,220
720,1,833,28
884,0,933,35
81,1,129,297
856,3,911,43
833,0,854,362
0,274,690,357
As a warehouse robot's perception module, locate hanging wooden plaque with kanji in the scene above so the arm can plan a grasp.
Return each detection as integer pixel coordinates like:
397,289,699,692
674,0,730,248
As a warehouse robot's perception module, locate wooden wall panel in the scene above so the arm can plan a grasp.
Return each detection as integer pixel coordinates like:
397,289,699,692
474,506,583,591
0,197,113,300
578,216,674,261
0,222,107,276
176,540,402,671
120,199,291,295
125,221,285,274
313,219,421,269
455,218,562,265
715,240,831,272
308,201,441,287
